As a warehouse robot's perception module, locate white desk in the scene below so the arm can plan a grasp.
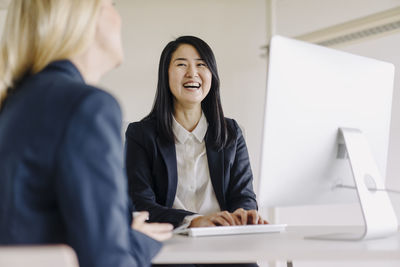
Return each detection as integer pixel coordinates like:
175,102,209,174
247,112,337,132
152,226,400,264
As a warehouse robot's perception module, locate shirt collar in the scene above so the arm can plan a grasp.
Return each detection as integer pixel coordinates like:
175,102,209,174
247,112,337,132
172,112,208,144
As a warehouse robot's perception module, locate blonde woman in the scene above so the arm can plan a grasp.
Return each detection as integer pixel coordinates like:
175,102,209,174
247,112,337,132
0,1,172,267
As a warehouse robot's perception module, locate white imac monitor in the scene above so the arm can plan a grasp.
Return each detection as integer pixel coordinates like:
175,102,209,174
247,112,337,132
258,35,398,240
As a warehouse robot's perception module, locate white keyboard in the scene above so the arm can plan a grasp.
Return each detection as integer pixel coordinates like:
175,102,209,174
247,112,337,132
173,224,287,237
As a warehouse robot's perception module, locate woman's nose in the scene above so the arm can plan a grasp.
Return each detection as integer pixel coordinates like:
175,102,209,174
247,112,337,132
185,65,198,77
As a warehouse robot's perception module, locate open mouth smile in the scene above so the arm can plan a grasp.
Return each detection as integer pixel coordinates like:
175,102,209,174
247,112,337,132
183,82,201,89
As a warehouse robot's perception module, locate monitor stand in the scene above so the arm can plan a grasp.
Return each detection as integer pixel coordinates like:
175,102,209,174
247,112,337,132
306,127,398,241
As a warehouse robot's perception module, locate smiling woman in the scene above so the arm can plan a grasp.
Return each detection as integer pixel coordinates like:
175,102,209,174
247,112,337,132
168,44,212,109
142,36,230,149
168,44,212,129
125,36,265,266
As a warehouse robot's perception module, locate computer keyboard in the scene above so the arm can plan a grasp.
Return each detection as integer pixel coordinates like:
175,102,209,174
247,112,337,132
173,224,287,237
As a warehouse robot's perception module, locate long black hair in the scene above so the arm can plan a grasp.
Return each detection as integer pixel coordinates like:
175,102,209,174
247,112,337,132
144,35,235,150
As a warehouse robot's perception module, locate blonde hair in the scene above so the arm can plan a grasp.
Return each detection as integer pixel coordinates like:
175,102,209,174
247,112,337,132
0,0,103,107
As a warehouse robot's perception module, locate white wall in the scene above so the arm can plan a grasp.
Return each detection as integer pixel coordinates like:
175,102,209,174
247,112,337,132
101,0,268,188
0,0,8,9
0,9,6,97
276,0,400,36
0,10,5,37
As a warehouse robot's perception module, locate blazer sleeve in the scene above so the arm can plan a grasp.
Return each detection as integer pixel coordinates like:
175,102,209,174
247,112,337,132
55,90,161,267
125,123,195,228
226,119,258,212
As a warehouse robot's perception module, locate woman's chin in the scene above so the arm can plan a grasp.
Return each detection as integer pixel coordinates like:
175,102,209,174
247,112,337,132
113,52,124,69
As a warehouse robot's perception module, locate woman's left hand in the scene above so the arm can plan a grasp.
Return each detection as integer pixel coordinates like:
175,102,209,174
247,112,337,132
232,208,269,225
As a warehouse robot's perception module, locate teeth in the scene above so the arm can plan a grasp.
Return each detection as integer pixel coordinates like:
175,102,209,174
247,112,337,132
183,82,200,88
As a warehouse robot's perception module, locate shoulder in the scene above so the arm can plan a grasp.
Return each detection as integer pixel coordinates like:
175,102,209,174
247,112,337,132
13,67,121,128
73,87,121,120
53,79,121,124
56,77,119,110
58,88,122,159
126,117,158,141
27,66,121,116
71,82,120,111
224,117,239,129
58,86,122,149
46,80,122,138
224,117,242,138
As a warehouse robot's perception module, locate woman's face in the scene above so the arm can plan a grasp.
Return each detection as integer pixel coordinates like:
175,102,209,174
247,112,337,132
95,0,123,67
168,44,212,107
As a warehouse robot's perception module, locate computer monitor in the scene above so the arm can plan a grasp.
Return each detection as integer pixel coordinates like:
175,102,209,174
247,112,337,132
258,35,398,240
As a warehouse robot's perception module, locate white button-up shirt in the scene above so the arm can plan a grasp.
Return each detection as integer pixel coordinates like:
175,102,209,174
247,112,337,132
172,113,221,215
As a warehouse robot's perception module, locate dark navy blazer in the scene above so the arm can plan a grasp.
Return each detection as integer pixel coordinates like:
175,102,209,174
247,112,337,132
0,61,161,267
125,117,258,228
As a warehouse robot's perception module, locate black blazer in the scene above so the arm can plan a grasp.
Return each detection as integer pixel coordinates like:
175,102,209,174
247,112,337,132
0,61,161,267
125,117,258,228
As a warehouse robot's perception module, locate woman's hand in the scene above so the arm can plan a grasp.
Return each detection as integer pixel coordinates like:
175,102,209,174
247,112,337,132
189,211,241,228
232,208,269,225
131,211,173,241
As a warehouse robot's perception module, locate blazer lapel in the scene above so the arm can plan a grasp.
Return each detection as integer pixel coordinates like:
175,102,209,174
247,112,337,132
156,137,178,207
205,135,226,210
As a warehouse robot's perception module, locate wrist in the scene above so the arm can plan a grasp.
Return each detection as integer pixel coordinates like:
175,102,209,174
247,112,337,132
181,214,202,229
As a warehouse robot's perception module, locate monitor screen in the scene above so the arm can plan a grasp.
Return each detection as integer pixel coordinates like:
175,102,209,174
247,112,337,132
258,35,395,209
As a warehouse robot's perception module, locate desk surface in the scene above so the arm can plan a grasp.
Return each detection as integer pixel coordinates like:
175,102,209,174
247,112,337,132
152,226,400,264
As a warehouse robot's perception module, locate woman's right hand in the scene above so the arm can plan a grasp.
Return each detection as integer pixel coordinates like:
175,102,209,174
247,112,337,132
131,211,173,241
189,211,241,228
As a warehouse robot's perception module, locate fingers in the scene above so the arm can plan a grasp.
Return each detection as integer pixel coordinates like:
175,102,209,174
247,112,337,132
143,223,173,241
131,211,173,241
189,216,216,228
233,209,268,225
153,231,173,241
258,215,269,224
208,213,230,226
190,212,237,227
246,210,269,224
218,211,238,226
233,208,248,225
189,210,269,228
144,222,174,233
211,216,231,226
247,210,259,225
231,213,242,225
131,211,149,229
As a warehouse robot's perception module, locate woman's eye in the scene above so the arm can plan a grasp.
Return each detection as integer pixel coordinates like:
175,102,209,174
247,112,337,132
177,63,186,67
198,63,207,67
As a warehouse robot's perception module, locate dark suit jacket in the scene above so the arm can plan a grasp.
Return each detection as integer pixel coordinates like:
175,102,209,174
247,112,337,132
0,60,161,267
125,117,258,228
